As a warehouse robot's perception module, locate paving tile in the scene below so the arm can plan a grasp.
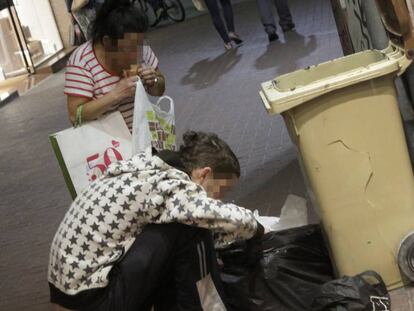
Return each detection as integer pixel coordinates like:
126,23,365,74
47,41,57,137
0,0,352,309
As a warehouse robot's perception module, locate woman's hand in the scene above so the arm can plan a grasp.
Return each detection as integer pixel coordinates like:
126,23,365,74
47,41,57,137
109,76,139,104
137,67,158,89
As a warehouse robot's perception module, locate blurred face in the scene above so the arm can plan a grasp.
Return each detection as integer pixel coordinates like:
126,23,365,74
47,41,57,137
191,168,239,200
102,33,144,73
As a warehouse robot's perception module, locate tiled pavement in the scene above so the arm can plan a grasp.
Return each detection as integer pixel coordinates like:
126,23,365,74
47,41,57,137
157,0,341,216
2,0,411,309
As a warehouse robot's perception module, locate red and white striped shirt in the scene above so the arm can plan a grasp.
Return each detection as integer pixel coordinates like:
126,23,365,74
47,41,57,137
64,41,159,130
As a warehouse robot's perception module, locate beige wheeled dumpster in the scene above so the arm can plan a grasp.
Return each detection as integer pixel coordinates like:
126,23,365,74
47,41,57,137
259,0,414,290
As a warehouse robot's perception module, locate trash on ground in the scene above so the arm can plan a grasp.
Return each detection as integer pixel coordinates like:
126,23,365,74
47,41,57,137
218,224,334,311
311,270,391,311
254,194,308,232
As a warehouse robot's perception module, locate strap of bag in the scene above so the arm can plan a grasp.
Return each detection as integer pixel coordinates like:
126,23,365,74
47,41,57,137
74,104,84,127
155,96,175,115
359,270,387,290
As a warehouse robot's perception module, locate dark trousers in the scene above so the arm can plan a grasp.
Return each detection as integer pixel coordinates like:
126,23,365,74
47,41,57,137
256,0,293,34
204,0,235,43
84,224,226,311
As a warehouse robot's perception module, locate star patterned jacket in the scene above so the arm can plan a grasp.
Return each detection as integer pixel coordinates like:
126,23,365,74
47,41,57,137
48,150,259,295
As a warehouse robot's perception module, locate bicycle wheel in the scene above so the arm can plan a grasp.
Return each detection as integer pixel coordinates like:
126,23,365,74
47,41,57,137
163,0,185,23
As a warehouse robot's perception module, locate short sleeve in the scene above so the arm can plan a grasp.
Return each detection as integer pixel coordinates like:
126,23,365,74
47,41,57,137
143,45,159,69
64,49,94,99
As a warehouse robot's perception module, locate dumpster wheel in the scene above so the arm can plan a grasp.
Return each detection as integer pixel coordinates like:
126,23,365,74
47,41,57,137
398,232,414,282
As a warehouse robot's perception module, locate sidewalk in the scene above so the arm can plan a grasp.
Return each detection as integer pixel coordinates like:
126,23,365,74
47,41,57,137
0,0,355,309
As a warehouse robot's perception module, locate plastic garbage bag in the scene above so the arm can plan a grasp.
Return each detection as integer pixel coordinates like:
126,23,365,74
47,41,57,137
311,270,391,311
218,225,334,311
253,210,279,232
253,195,308,233
277,194,308,231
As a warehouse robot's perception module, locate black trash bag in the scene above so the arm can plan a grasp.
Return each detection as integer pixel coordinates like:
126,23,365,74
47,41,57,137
311,270,391,311
218,224,335,311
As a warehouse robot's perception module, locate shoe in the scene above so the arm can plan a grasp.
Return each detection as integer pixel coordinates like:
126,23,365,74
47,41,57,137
281,22,295,32
224,42,233,50
268,32,279,42
228,32,243,45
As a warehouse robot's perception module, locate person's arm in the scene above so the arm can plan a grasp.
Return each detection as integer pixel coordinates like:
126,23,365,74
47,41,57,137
138,67,165,96
139,44,165,96
66,76,139,124
157,179,262,246
67,94,114,124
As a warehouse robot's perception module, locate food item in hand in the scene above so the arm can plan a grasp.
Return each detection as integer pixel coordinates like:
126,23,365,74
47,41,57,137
123,64,140,78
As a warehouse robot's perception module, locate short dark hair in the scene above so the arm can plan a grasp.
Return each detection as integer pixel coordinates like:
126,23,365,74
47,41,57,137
91,0,148,43
179,131,241,177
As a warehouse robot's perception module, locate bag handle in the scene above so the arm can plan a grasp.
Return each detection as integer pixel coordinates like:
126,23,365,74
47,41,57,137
359,270,387,288
155,96,175,115
74,104,84,127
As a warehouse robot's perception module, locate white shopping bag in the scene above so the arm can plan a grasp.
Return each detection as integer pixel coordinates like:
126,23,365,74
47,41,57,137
132,79,176,154
50,112,132,199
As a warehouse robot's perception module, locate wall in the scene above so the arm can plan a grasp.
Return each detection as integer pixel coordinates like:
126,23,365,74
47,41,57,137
48,0,72,49
14,0,63,54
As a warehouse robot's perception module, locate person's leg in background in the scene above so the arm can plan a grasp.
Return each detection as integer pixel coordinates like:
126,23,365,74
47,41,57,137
203,0,233,49
219,0,243,45
274,0,295,31
255,0,279,42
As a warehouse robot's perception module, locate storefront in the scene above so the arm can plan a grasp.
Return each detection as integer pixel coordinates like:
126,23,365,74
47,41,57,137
0,0,64,80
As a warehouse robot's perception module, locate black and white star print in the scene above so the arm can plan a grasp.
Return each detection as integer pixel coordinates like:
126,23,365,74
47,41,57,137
48,151,258,296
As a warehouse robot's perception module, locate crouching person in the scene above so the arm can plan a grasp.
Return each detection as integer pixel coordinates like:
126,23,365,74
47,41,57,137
48,130,264,311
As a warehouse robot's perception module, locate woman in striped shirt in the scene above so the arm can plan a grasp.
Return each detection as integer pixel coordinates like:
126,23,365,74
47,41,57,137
64,0,165,131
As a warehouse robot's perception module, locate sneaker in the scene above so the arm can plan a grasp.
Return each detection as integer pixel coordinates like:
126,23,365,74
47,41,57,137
268,32,279,42
224,42,233,50
281,22,295,32
228,32,243,45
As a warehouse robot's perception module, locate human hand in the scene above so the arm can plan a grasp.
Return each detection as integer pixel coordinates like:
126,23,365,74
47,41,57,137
110,76,139,103
122,65,139,78
137,66,157,89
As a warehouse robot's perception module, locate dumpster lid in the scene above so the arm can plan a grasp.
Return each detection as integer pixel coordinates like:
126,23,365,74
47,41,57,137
376,0,414,55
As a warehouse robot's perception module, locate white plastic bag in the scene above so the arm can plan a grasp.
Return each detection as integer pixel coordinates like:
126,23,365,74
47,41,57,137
253,210,280,233
132,79,176,154
277,195,308,231
254,195,308,232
